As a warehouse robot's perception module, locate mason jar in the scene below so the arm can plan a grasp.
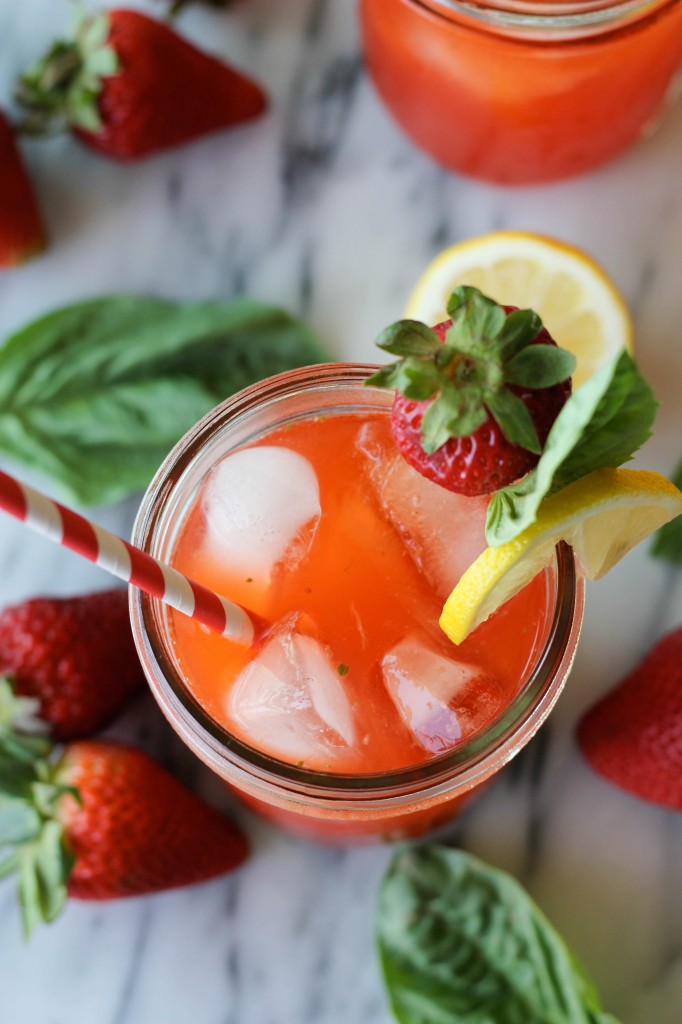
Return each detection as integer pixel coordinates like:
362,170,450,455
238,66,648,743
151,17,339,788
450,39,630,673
360,0,682,184
130,364,584,844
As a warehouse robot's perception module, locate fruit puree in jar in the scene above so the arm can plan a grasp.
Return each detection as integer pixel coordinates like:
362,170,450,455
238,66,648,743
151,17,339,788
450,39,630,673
361,0,682,184
170,411,552,775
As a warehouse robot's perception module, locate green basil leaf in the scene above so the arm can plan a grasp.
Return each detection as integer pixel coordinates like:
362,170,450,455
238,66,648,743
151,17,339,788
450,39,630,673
651,458,682,562
504,345,576,389
486,350,657,545
0,296,331,506
377,845,623,1024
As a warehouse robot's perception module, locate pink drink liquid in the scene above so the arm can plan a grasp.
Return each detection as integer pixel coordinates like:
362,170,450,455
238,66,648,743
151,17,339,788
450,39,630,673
170,411,551,777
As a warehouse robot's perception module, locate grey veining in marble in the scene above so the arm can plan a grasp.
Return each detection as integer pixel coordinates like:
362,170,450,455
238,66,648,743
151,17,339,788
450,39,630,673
2,1,682,1022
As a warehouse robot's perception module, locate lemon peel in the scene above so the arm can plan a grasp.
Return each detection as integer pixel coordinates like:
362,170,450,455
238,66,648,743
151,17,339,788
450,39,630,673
405,232,633,390
440,468,682,645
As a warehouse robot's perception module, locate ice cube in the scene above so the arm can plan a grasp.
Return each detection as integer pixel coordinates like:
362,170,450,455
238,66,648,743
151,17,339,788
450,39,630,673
381,634,505,754
358,425,488,598
227,615,356,766
201,446,320,584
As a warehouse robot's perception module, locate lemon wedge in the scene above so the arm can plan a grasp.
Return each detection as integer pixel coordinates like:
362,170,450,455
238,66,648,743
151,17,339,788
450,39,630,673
440,469,682,645
405,232,633,390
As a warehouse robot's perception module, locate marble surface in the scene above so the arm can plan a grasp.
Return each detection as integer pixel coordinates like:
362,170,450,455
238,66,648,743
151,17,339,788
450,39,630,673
2,1,682,1021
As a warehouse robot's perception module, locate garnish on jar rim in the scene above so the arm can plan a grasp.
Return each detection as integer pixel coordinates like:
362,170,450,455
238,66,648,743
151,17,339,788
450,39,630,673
367,287,681,644
366,286,575,497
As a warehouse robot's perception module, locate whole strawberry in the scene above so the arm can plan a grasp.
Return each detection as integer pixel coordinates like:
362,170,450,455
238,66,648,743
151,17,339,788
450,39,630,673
577,626,682,811
366,287,574,495
0,109,46,268
15,8,267,160
0,589,145,740
0,721,248,936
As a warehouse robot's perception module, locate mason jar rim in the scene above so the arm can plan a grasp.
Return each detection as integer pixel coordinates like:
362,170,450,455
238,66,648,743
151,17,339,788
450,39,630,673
415,0,676,31
130,363,584,812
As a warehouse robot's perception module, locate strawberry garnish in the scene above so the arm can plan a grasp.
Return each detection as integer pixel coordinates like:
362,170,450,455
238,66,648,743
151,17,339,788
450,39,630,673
367,287,575,496
0,589,145,741
0,690,248,936
15,9,267,160
577,626,682,811
0,110,46,268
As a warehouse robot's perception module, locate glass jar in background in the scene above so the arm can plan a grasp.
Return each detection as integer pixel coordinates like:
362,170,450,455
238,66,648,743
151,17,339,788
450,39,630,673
360,0,682,184
130,365,584,845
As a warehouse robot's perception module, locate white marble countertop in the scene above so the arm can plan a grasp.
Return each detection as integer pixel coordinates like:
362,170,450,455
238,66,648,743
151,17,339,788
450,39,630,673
2,2,682,1021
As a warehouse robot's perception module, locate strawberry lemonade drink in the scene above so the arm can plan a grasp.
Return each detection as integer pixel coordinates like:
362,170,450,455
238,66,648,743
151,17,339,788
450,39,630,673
130,358,583,844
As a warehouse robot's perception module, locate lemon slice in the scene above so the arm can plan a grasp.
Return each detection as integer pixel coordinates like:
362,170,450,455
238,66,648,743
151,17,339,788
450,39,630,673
440,468,682,645
405,232,633,390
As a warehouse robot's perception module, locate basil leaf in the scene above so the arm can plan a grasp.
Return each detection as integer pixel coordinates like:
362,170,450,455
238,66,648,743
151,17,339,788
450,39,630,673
651,458,682,563
377,845,623,1024
0,296,330,506
486,350,657,545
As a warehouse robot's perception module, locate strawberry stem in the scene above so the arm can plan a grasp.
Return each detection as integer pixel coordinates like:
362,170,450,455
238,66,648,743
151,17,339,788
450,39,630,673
366,286,576,458
0,678,75,939
14,12,118,137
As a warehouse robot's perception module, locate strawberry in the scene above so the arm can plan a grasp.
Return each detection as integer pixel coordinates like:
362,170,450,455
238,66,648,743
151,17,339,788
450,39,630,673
0,109,46,268
0,589,146,740
0,721,248,936
366,287,574,496
15,9,267,160
577,626,682,811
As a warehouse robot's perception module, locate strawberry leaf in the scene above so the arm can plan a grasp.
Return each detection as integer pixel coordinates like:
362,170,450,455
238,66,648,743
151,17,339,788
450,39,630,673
486,388,541,453
375,321,442,357
420,386,461,454
34,819,73,922
377,845,624,1024
0,752,41,798
0,849,20,880
0,677,49,740
498,308,543,357
486,350,657,544
0,797,41,845
366,358,441,400
368,287,571,463
0,741,77,938
447,286,506,347
15,12,119,137
420,385,488,453
505,345,576,389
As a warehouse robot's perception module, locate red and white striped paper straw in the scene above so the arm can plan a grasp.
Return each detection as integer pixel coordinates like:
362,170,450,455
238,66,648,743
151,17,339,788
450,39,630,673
0,468,256,645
